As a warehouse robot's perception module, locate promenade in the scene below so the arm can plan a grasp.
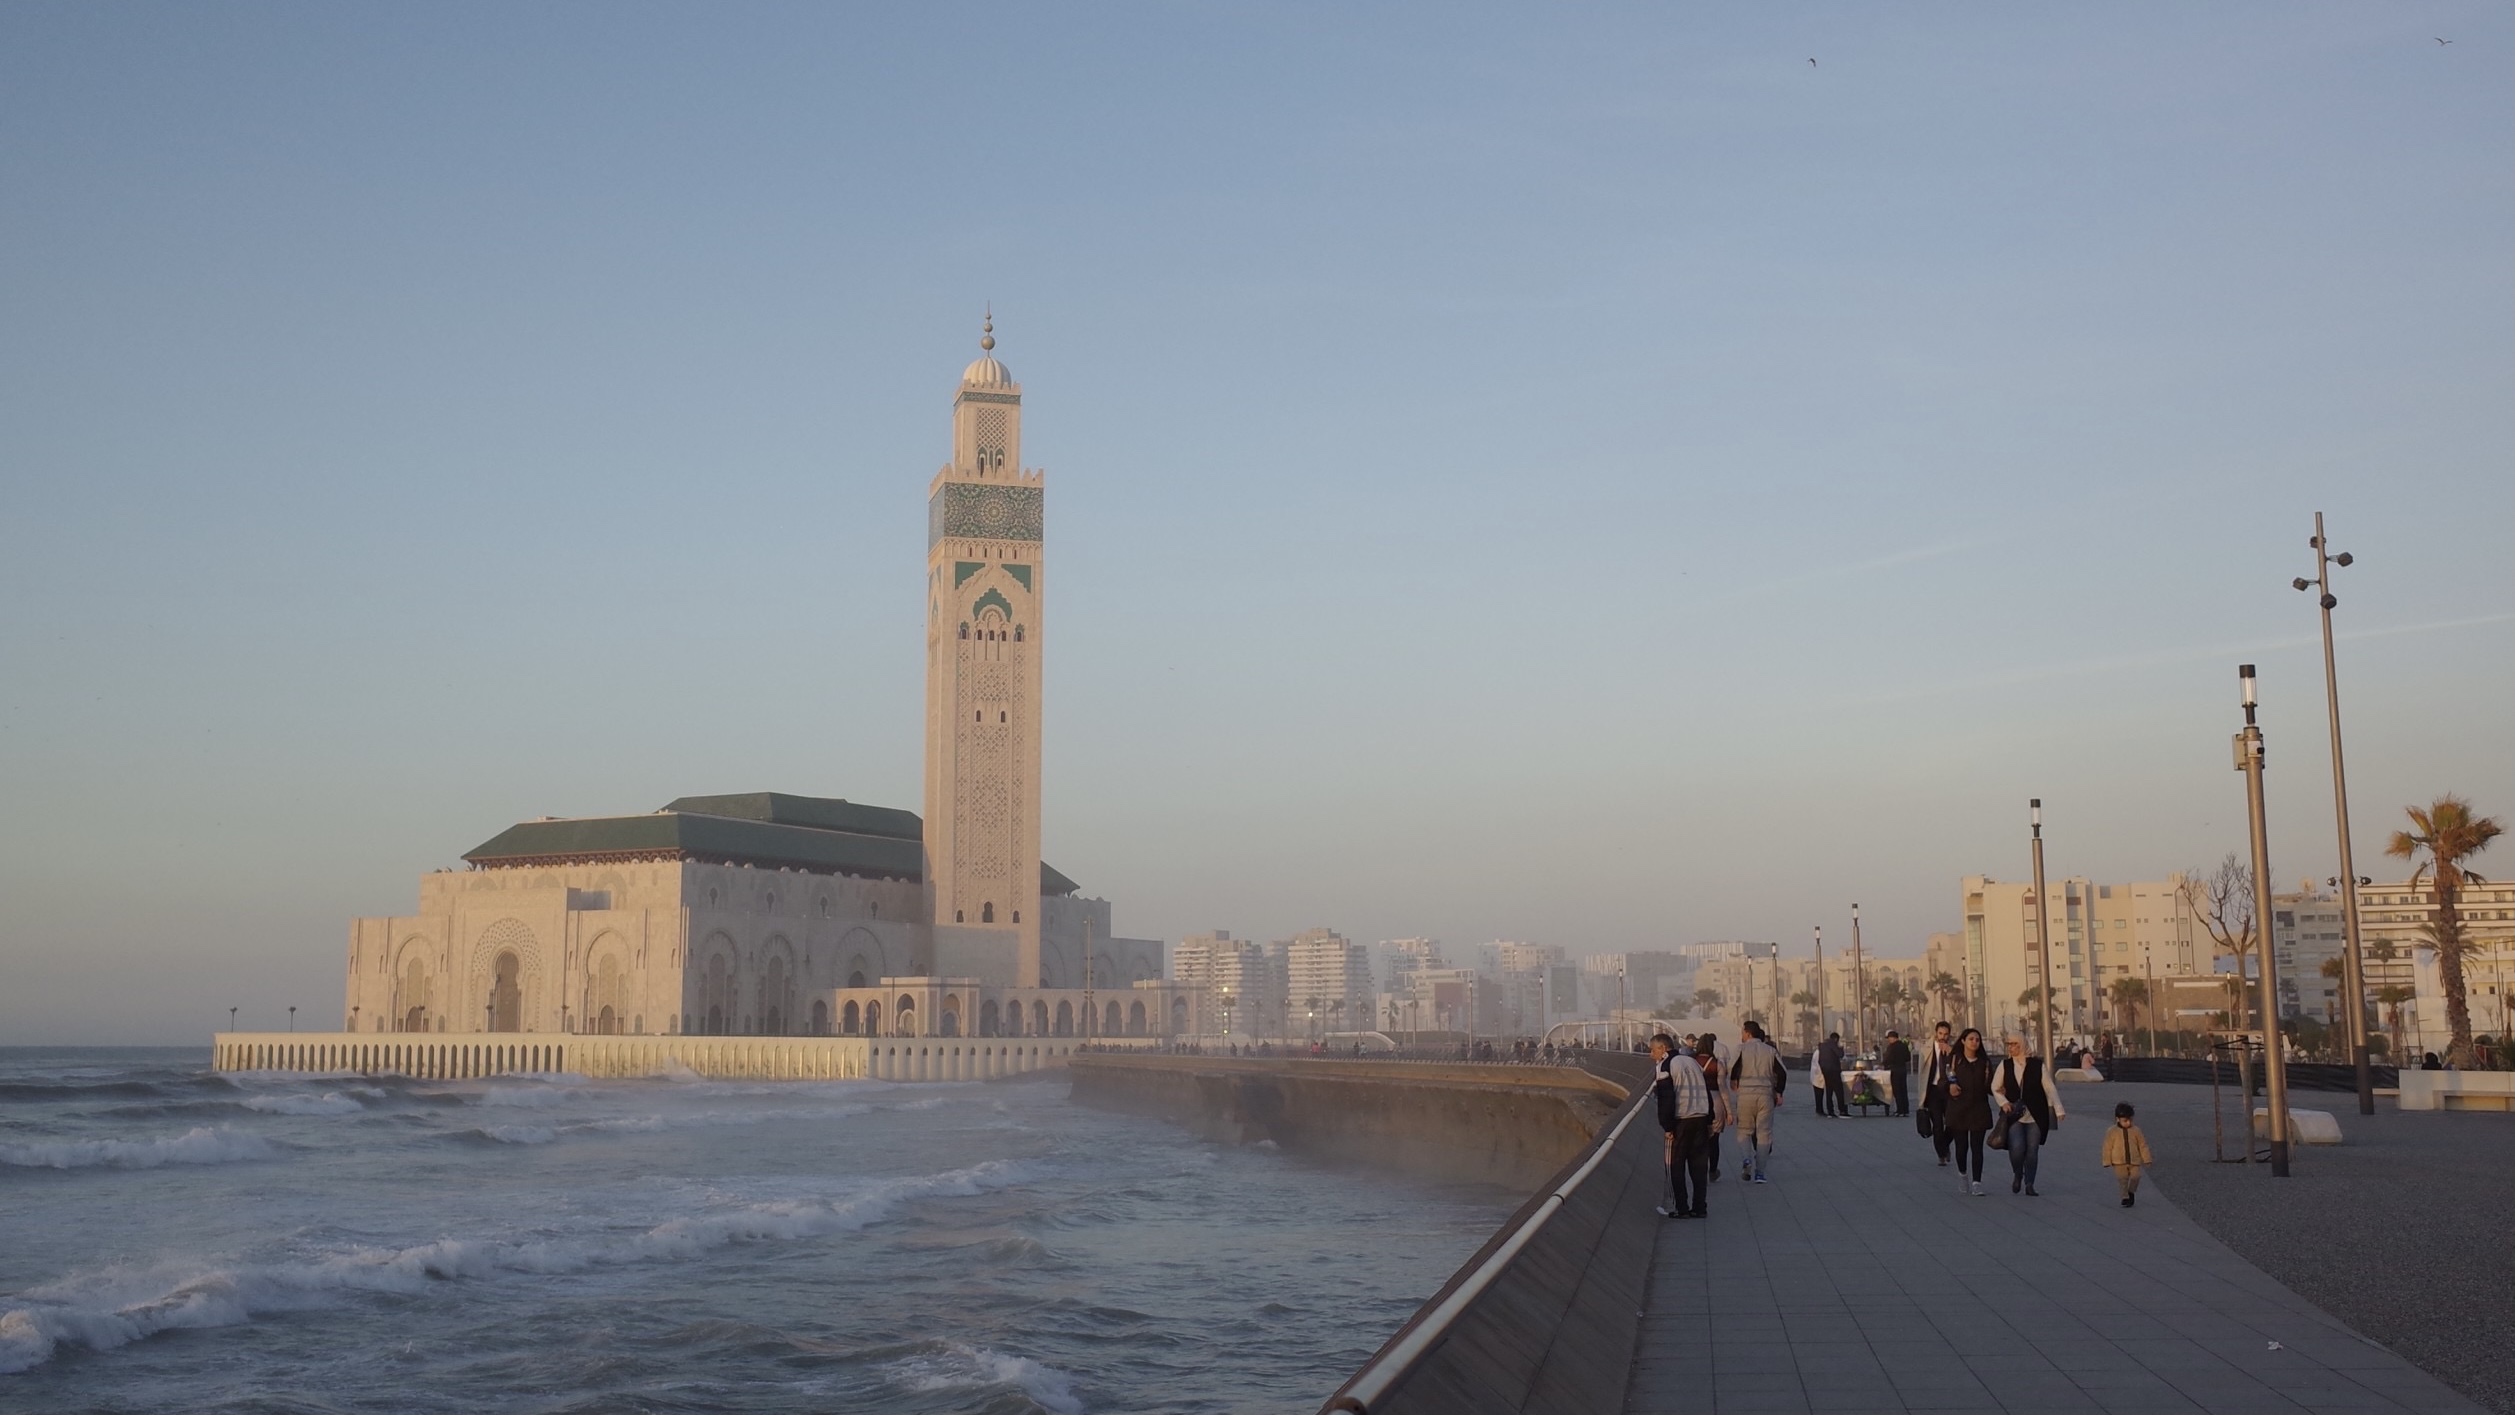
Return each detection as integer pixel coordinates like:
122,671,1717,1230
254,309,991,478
1622,1084,2487,1415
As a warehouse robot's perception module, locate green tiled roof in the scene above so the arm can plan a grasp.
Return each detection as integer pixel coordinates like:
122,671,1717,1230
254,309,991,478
461,792,1081,896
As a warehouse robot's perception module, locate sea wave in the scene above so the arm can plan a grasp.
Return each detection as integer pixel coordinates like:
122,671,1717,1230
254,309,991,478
884,1340,1082,1415
239,1091,371,1117
0,1127,276,1172
0,1159,1034,1374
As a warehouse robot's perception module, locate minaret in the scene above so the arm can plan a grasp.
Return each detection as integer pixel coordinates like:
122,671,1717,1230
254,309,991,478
924,316,1047,985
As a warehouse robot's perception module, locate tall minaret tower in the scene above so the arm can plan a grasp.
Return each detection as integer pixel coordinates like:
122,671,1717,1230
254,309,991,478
924,316,1047,985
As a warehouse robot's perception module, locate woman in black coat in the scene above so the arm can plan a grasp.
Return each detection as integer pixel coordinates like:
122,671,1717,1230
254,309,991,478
1942,1027,1994,1197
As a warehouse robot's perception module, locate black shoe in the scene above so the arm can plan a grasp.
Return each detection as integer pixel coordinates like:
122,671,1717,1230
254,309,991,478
1688,1208,1708,1218
2126,1193,2136,1208
2025,1185,2039,1197
2012,1175,2022,1193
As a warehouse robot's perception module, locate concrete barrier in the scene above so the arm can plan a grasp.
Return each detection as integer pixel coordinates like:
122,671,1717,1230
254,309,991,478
1319,1052,1660,1415
1066,1055,1628,1191
2398,1071,2515,1112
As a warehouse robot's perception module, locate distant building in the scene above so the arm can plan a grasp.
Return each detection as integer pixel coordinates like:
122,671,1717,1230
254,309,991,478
340,332,1181,1045
2359,877,2515,1056
1960,875,2208,1042
1285,928,1375,1039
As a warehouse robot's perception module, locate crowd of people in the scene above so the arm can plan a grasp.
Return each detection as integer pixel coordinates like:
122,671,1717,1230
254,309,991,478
1646,1020,2156,1218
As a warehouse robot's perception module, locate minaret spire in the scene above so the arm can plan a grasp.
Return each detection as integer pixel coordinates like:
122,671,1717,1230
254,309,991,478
980,306,994,351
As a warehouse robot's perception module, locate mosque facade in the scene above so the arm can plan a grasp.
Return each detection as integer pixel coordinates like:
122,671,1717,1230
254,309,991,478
339,330,1179,1045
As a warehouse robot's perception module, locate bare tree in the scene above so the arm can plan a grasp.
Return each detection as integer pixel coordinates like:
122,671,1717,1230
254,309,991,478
2181,853,2257,1032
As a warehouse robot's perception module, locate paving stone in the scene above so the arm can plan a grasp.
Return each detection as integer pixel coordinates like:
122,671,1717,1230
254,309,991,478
1618,1085,2489,1415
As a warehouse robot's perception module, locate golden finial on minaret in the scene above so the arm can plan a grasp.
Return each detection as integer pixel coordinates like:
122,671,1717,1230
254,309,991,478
980,306,994,351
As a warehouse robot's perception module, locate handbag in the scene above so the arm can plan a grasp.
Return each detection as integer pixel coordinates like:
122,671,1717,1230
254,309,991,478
1913,1107,1936,1138
1988,1107,2014,1151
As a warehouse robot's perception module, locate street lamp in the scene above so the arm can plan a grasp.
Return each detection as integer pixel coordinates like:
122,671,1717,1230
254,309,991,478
229,1006,238,1032
1851,903,1867,1053
2294,513,2373,1116
2029,800,2054,1062
2235,664,2294,1177
287,1005,297,1033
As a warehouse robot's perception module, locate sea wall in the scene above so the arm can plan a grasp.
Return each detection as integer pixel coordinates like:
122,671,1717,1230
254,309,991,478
1066,1055,1630,1194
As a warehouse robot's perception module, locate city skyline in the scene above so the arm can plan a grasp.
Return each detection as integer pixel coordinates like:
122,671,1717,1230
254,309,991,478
5,4,2511,1042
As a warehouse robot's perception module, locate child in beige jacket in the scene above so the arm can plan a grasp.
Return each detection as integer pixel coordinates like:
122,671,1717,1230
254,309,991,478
2101,1101,2154,1207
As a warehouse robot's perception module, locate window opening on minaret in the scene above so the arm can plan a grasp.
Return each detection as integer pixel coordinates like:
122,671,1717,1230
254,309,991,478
983,902,996,923
1013,911,1020,923
955,910,964,923
1013,626,1023,641
958,624,969,639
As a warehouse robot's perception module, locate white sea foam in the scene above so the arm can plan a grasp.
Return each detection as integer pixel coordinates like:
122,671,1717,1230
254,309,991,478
239,1092,365,1117
0,1127,276,1172
0,1159,1032,1374
475,1086,576,1109
468,1125,559,1145
887,1341,1083,1415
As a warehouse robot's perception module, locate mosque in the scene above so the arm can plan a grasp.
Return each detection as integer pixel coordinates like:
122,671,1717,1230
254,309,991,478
338,326,1181,1047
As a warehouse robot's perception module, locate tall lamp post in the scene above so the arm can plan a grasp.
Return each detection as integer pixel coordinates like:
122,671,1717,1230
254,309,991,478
229,1006,239,1032
1812,926,1825,1045
2294,513,2373,1116
1851,903,1868,1053
287,1005,297,1033
2030,800,2054,1062
2235,664,2293,1177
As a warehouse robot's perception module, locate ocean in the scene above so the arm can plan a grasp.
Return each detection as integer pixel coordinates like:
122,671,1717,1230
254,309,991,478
0,1047,1512,1414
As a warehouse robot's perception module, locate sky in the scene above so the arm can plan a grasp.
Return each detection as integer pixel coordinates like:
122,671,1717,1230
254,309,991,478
2,4,2509,1044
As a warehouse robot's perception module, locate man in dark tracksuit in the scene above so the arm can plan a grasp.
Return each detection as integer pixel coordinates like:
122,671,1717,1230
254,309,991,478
1881,1031,1913,1116
1818,1033,1849,1117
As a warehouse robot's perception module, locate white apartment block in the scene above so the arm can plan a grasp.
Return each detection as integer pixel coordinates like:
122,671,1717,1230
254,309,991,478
1286,927,1375,1038
1961,875,2208,1043
2358,877,2515,1056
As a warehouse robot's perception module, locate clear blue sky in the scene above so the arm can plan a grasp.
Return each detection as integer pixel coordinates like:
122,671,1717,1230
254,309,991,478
4,4,2508,1043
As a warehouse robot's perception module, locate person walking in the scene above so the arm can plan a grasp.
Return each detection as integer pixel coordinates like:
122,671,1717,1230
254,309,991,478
1922,1021,1956,1165
1881,1030,1913,1116
2102,1102,2153,1208
1729,1020,1784,1183
1650,1033,1714,1218
1991,1032,2065,1196
1693,1035,1731,1183
1943,1027,1994,1196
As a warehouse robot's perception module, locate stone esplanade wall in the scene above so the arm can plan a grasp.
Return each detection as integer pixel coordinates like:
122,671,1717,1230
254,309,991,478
1065,1055,1630,1192
212,1032,1087,1082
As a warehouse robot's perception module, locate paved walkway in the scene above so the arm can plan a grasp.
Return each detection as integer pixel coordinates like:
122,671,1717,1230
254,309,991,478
1621,1091,2483,1415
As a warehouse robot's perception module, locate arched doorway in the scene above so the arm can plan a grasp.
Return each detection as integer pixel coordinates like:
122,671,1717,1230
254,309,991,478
940,995,961,1037
1170,996,1188,1035
1055,1001,1073,1036
597,1005,617,1035
1128,1000,1146,1035
490,952,523,1032
864,1000,881,1036
1033,1000,1049,1036
895,997,918,1037
842,1000,861,1035
1104,1001,1122,1036
980,1000,1000,1036
811,999,829,1035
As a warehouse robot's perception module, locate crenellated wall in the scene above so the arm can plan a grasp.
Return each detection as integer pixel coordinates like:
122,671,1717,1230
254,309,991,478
212,1031,1085,1082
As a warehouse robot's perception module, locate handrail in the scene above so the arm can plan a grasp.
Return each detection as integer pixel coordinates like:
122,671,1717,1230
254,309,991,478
1320,1083,1652,1414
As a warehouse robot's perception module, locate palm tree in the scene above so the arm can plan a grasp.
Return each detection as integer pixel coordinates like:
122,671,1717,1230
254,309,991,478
1926,971,1965,1027
2107,976,2149,1044
1691,987,1724,1020
2386,795,2505,1066
2373,984,2417,1060
1788,990,1819,1050
2018,984,2057,1042
1870,978,1908,1038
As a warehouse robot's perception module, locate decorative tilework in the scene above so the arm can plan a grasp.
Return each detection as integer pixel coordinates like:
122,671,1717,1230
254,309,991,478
1003,564,1032,591
970,588,1013,622
954,561,985,588
930,482,1043,546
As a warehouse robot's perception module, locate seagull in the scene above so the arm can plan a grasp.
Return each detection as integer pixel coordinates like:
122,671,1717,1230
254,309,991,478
2436,36,2451,44
1808,57,1818,67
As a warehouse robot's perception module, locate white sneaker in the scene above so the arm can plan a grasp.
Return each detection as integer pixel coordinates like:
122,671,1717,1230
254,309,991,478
1656,1204,1676,1217
1959,1174,1971,1195
1970,1181,1986,1196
